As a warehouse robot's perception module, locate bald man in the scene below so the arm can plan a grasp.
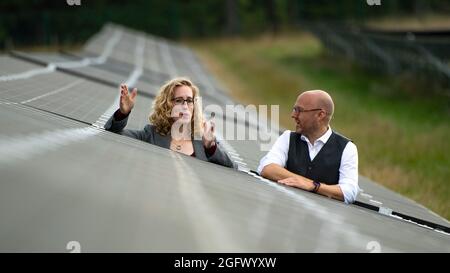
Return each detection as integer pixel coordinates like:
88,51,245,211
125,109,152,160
257,90,359,203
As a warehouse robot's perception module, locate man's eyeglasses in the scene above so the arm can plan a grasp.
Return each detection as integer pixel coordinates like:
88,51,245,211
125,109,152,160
172,97,194,105
292,106,323,114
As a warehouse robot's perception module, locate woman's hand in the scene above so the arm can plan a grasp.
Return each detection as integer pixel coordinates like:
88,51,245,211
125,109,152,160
202,120,216,149
119,84,137,114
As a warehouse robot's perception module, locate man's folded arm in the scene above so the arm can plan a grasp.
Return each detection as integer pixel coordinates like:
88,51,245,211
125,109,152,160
262,163,345,201
260,163,295,181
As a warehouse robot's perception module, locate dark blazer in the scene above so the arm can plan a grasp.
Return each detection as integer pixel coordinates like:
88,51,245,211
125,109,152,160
104,114,236,169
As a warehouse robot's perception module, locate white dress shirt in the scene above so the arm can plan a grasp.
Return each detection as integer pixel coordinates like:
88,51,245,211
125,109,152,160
257,127,359,204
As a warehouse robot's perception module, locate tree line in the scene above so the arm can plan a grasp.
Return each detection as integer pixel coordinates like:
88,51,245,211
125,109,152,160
0,0,449,48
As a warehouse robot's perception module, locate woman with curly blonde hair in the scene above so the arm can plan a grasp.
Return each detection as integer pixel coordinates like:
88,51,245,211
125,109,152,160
105,77,235,168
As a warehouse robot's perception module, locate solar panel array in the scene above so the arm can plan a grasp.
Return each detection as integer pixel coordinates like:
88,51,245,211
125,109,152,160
304,23,450,89
0,23,449,252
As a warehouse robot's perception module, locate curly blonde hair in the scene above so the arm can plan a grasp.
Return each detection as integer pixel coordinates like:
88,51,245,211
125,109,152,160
149,77,204,138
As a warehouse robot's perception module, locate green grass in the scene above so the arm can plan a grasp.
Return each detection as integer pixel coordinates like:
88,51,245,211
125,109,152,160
186,32,450,220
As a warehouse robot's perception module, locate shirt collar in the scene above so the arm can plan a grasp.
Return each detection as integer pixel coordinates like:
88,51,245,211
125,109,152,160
301,126,332,145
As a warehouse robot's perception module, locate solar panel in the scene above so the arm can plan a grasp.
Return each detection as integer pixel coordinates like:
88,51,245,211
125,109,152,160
0,23,449,252
356,177,450,227
0,71,118,125
21,52,81,64
0,56,44,76
1,103,449,252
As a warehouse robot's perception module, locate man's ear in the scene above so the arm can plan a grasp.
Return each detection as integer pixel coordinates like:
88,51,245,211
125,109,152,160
318,110,326,120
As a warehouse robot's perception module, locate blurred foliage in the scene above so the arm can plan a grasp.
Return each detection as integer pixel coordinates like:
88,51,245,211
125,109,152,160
0,0,449,48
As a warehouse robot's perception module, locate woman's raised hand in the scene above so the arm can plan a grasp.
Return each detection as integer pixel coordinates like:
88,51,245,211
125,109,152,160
119,84,138,114
202,119,216,149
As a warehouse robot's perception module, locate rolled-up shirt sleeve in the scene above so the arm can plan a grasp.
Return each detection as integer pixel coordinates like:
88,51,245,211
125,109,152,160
257,130,291,175
338,142,360,204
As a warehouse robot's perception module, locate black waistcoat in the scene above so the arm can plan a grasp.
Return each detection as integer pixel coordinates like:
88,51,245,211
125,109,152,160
286,131,350,185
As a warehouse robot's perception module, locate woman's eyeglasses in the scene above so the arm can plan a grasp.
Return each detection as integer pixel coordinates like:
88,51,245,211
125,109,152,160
172,97,194,105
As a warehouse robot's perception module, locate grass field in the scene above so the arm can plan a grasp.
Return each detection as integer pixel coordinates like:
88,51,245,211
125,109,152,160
187,32,450,220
